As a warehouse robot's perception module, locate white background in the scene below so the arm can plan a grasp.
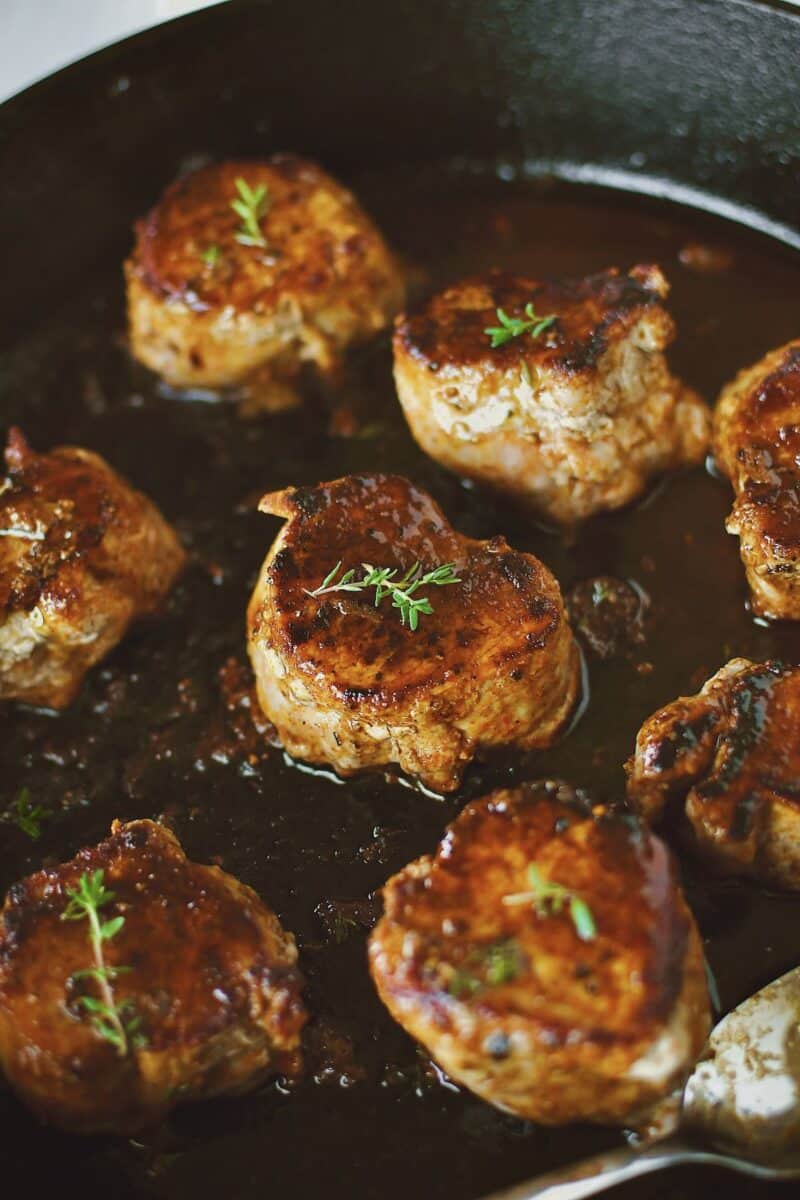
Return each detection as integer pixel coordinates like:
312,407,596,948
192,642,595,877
1,0,225,103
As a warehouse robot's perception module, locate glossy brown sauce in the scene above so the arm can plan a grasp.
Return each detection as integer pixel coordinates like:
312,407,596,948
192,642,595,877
2,164,800,1199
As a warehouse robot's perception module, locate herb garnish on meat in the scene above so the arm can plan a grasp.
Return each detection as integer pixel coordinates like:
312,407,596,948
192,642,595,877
307,560,461,631
61,869,146,1056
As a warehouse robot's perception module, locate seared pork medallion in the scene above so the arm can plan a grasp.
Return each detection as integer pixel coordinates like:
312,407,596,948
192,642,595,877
247,474,579,793
126,156,405,409
368,781,709,1126
627,658,800,890
713,341,800,620
0,820,306,1133
393,266,710,525
0,429,185,709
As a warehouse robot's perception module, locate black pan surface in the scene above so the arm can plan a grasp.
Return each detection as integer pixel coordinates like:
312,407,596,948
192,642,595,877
1,3,800,1198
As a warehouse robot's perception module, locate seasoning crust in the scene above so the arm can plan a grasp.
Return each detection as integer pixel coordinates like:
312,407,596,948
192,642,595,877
0,429,185,708
393,266,710,524
126,156,405,407
368,781,709,1125
713,341,800,619
247,473,580,792
0,819,306,1133
627,657,800,889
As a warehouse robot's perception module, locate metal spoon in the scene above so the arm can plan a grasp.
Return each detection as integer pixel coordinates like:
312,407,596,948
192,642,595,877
484,965,800,1200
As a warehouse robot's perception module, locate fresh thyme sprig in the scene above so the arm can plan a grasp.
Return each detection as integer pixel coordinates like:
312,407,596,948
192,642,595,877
484,302,556,349
503,863,597,941
447,967,483,999
592,579,612,605
447,939,524,998
231,177,269,247
62,869,145,1056
5,788,49,840
307,560,461,632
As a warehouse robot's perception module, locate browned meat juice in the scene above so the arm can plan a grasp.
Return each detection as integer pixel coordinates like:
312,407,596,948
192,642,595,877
2,163,800,1198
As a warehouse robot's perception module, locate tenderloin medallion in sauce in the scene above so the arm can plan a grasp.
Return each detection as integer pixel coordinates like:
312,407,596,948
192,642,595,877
0,819,306,1133
368,781,709,1126
0,428,185,709
246,473,579,793
126,156,405,410
627,658,800,889
393,266,709,525
713,340,800,620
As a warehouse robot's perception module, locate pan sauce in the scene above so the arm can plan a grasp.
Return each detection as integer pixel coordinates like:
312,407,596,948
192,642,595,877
2,164,800,1199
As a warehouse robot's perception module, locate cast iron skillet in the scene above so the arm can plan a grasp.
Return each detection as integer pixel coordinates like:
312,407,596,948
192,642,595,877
1,2,800,1198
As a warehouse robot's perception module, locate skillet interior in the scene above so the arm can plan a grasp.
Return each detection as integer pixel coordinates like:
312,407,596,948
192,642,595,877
1,3,800,1197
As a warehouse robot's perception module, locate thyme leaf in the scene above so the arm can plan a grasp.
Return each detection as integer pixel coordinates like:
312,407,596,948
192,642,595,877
61,869,146,1056
447,968,483,998
5,788,49,840
201,244,221,266
485,303,556,349
231,177,269,247
503,863,597,941
446,939,524,998
306,560,461,632
592,580,612,605
483,940,524,986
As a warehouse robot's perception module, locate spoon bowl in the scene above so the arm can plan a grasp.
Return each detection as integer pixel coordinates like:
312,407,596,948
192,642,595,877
683,964,800,1161
484,966,800,1199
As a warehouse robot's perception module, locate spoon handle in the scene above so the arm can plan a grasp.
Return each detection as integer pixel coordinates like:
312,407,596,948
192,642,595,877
482,1137,699,1200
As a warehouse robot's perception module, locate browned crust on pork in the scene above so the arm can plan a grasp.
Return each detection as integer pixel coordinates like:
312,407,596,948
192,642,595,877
0,429,185,708
626,658,800,889
246,474,580,792
125,156,404,398
368,781,709,1125
713,342,800,619
395,265,671,375
0,819,306,1133
392,267,710,525
256,474,567,704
